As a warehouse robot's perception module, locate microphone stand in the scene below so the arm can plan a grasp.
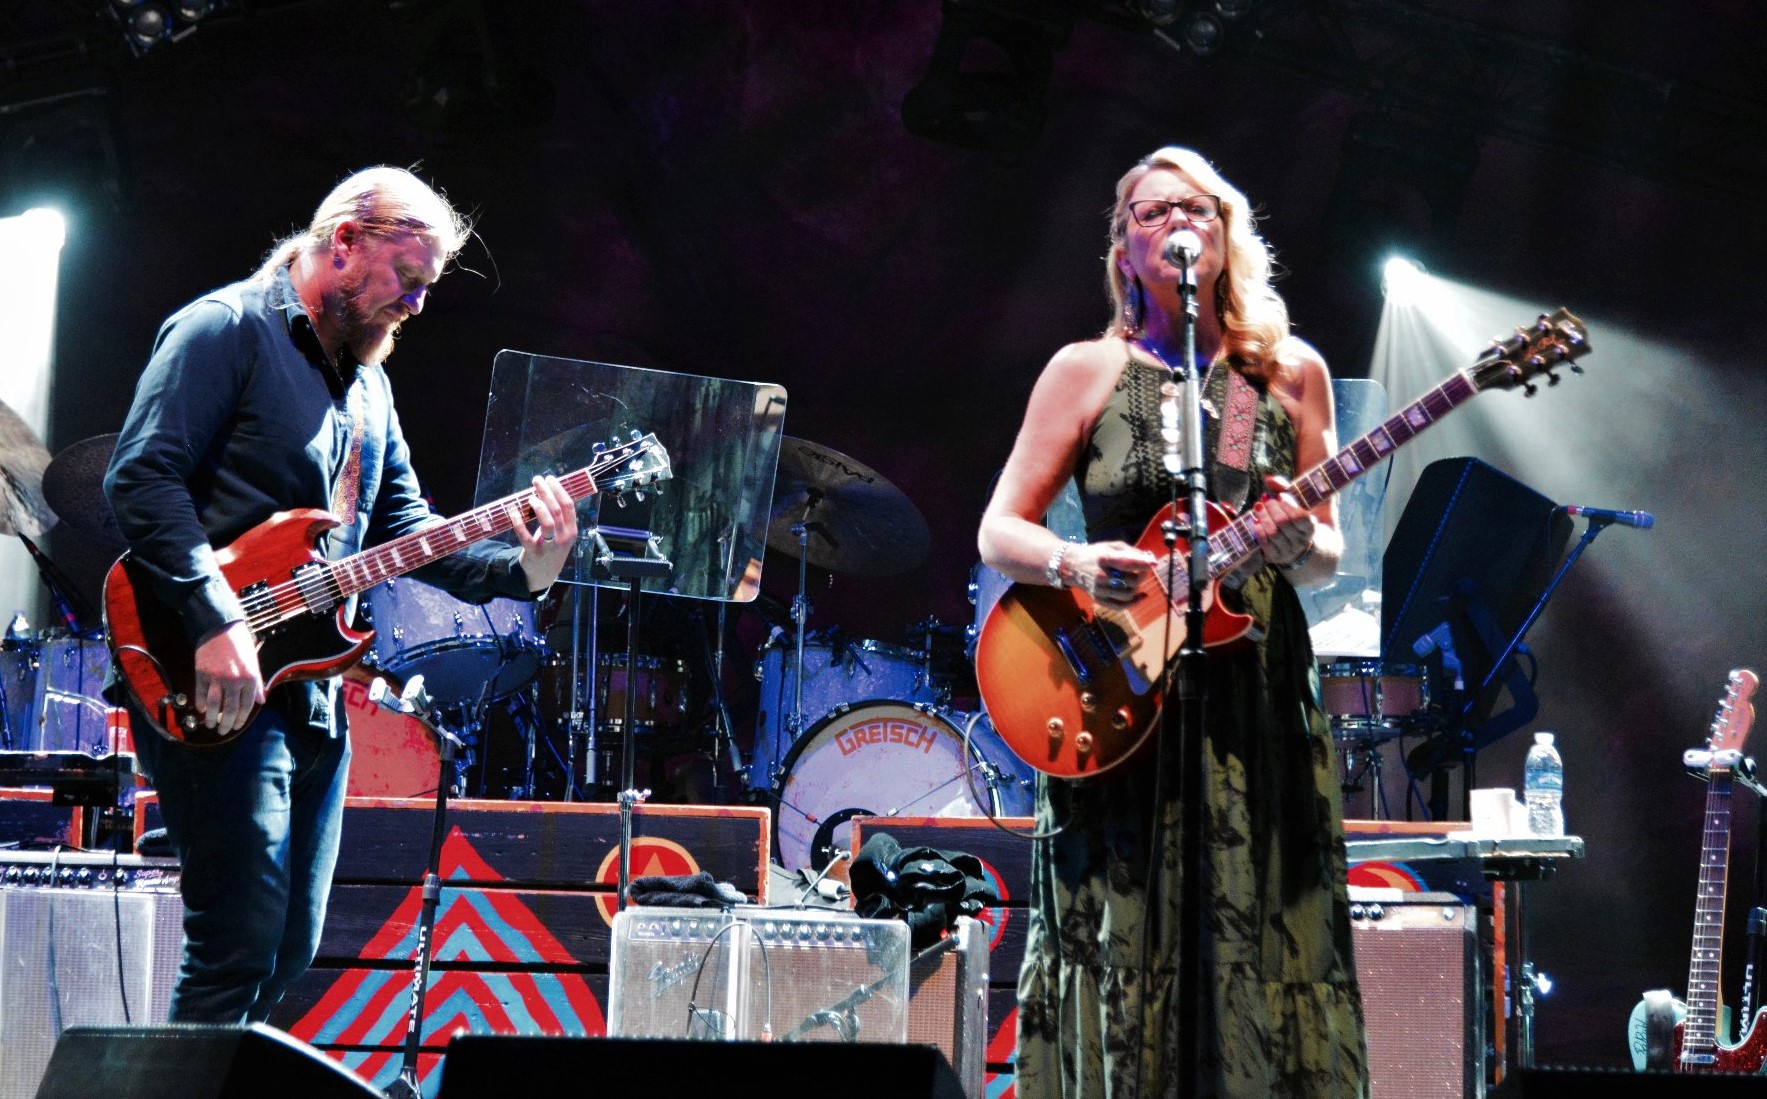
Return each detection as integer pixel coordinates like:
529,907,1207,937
372,674,460,1099
1453,511,1608,816
1144,239,1211,1092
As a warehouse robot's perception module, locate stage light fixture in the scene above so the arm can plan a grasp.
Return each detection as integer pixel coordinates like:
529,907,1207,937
108,0,224,57
1179,11,1226,57
173,0,217,21
1214,0,1255,20
901,1,1077,151
1134,0,1182,27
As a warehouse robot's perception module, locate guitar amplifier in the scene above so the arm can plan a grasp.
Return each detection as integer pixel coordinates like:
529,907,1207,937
0,852,183,1099
608,906,909,1044
1352,891,1483,1099
907,916,989,1099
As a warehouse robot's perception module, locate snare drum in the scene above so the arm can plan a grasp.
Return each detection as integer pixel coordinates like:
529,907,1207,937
748,638,936,792
772,701,1036,871
1319,659,1428,735
360,577,543,705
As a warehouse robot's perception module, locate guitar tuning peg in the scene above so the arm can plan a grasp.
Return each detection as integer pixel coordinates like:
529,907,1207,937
628,429,642,442
632,491,647,503
592,441,608,454
614,495,629,508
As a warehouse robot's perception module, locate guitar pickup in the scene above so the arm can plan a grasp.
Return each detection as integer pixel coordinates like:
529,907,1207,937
290,564,339,616
1052,629,1092,686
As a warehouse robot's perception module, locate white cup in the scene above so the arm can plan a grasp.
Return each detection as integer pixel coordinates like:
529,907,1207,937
1469,787,1518,836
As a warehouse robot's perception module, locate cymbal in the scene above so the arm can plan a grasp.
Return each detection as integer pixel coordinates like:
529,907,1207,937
0,399,55,538
765,437,929,577
41,433,122,548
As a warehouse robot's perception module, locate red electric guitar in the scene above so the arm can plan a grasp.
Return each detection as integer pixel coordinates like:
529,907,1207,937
1632,668,1767,1073
975,308,1591,778
104,432,670,745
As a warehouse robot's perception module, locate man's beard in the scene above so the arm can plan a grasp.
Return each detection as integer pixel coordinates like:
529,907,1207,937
335,275,400,367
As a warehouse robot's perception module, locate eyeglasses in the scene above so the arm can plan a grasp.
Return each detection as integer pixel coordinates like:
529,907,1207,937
1127,195,1222,228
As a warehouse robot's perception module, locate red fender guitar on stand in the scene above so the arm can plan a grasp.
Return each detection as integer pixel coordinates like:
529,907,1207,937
104,432,670,746
974,309,1591,779
1631,668,1767,1073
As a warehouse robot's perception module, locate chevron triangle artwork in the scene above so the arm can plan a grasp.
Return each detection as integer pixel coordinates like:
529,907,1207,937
288,826,609,1094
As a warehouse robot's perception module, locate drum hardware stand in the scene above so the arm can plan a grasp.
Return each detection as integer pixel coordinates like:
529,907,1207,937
368,673,460,1099
786,505,828,741
585,526,672,910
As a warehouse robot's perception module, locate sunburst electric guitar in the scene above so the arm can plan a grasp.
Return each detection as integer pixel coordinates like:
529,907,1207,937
1630,668,1767,1073
104,432,671,746
975,309,1591,779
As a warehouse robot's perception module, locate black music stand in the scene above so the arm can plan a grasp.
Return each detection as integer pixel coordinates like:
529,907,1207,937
1382,457,1573,820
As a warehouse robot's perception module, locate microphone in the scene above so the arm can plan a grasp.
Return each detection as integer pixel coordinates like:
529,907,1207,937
1163,228,1202,269
1562,505,1654,529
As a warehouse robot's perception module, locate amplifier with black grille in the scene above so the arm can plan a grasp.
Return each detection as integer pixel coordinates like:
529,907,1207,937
607,906,909,1044
1351,890,1483,1099
0,852,182,1099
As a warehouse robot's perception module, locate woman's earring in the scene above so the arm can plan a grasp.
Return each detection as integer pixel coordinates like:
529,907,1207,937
1123,276,1144,336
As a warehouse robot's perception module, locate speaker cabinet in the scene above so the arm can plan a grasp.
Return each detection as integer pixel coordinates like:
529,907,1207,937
1353,894,1482,1099
437,1035,966,1099
0,863,182,1099
34,1023,382,1098
608,906,909,1043
907,916,989,1099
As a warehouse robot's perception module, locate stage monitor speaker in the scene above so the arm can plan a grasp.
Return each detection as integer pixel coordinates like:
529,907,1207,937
0,866,181,1099
907,915,989,1099
436,1035,966,1099
34,1023,382,1099
608,905,909,1043
1352,894,1482,1099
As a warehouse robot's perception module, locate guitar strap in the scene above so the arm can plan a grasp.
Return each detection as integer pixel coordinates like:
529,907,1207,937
1207,361,1261,513
330,384,366,528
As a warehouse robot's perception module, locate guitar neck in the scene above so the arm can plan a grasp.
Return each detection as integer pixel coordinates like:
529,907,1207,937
328,466,598,600
1199,370,1481,579
1683,767,1737,1057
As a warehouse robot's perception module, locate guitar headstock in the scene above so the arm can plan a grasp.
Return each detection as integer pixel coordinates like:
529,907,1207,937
1468,307,1592,396
1707,667,1759,756
590,431,674,496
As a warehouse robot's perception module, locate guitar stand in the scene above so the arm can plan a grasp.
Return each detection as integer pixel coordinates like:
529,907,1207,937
369,674,461,1099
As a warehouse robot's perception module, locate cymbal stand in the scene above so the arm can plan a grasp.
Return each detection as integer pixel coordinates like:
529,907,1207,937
587,527,672,910
787,495,825,742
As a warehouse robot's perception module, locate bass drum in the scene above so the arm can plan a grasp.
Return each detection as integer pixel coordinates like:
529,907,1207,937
340,664,440,799
748,638,938,793
772,700,1035,871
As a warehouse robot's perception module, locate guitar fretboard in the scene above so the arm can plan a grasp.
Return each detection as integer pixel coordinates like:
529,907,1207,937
1683,766,1736,1057
328,467,598,599
1190,371,1481,579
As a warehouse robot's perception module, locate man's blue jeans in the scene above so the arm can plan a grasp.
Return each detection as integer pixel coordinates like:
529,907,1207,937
134,701,350,1024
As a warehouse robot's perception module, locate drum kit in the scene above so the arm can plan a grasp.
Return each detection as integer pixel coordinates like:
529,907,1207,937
0,412,126,767
1318,656,1436,818
0,405,1030,863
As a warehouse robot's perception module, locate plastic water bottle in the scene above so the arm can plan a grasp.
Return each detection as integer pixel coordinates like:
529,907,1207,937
1523,731,1565,837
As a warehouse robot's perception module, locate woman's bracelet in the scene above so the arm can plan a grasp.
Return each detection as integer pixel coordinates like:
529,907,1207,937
1045,543,1069,588
1278,543,1316,574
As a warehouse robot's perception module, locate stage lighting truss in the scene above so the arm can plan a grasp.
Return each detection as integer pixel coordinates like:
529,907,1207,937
107,0,222,58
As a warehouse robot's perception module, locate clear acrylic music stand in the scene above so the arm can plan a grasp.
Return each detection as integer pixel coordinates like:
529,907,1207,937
470,351,787,903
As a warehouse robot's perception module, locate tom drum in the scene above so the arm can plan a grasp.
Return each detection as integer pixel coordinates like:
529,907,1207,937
360,577,543,706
